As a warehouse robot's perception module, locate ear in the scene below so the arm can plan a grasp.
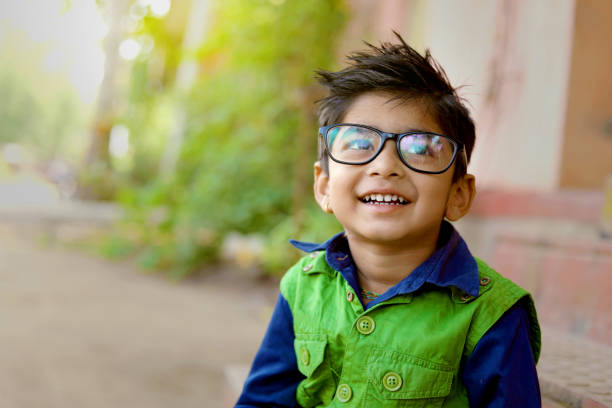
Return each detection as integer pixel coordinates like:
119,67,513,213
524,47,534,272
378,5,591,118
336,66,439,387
445,174,476,221
314,161,332,213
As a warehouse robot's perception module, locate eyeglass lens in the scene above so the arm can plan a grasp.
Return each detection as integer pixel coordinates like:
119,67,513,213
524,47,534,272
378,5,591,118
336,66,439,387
327,125,456,173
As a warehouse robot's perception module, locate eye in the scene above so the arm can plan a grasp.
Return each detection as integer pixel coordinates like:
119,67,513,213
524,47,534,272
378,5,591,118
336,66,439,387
430,136,444,152
346,139,374,150
403,135,430,155
327,127,340,146
329,125,380,159
406,143,427,155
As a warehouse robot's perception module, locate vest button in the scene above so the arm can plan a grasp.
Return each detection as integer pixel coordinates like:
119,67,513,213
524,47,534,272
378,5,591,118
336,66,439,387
480,276,490,286
383,371,403,391
303,264,313,272
336,383,352,402
356,316,375,335
346,291,354,302
300,347,310,366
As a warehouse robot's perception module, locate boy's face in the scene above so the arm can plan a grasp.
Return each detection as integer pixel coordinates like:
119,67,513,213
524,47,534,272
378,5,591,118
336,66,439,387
314,91,475,247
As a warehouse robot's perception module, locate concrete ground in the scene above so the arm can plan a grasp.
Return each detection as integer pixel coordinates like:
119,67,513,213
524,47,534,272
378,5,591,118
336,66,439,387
0,222,278,408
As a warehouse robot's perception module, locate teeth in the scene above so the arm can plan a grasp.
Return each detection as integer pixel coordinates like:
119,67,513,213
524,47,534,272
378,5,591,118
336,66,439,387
363,193,408,203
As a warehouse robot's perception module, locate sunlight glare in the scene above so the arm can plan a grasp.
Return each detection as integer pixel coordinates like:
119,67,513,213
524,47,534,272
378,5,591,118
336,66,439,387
109,125,131,158
150,0,171,17
0,0,108,105
119,39,141,60
138,0,172,18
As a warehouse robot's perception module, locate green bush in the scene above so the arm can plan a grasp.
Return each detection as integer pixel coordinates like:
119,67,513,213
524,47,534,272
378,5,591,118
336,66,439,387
114,0,347,277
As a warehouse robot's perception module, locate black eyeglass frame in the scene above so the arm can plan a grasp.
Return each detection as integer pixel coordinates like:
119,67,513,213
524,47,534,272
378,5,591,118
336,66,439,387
319,123,466,175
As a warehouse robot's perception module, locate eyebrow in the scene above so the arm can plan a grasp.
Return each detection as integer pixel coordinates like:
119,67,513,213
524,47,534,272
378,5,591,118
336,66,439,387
353,123,433,134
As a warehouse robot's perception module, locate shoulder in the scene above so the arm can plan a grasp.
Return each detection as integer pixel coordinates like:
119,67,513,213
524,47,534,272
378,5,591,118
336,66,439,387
447,257,527,311
280,251,335,303
463,258,541,360
472,257,529,307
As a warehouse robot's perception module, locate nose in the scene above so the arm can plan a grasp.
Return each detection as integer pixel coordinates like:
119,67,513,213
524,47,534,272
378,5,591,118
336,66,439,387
367,140,406,178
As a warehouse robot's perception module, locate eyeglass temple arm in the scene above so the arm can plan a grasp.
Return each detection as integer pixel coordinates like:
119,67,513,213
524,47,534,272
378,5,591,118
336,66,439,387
460,146,468,169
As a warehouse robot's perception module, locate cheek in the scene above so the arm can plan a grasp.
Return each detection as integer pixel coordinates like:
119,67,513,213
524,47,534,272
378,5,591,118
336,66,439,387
415,178,453,210
327,166,356,197
328,179,350,203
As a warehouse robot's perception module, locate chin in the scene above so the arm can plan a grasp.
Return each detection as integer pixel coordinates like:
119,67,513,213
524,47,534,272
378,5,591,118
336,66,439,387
351,228,412,245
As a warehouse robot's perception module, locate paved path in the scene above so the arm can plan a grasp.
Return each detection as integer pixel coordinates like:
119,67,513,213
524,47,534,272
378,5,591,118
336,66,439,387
0,224,277,408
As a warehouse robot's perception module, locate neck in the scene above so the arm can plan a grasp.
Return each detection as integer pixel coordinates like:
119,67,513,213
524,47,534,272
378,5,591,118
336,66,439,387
348,231,440,297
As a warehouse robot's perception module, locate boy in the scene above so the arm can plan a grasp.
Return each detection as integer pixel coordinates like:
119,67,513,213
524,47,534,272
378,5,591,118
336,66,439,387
237,34,541,407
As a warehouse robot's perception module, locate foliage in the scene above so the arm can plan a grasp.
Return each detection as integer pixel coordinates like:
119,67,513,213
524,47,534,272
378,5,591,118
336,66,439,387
113,0,347,276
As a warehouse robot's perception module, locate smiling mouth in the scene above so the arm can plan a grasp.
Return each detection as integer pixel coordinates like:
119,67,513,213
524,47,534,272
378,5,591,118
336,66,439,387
359,193,409,205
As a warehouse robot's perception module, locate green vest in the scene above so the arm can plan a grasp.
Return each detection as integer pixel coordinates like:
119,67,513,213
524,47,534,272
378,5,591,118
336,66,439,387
280,252,541,407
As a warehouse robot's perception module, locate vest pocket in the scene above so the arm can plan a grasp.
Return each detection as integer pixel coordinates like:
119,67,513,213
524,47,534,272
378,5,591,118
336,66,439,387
294,333,327,377
366,347,453,407
294,334,336,406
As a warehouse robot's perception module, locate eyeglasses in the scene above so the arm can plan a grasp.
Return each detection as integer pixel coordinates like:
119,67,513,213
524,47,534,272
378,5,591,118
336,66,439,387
320,123,465,174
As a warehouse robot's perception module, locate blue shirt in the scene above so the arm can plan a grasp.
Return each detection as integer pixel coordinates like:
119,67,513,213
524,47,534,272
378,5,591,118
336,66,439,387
237,222,540,407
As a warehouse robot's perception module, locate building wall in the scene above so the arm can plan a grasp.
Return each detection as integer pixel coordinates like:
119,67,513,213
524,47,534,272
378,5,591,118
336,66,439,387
559,0,612,189
413,0,576,190
342,0,612,191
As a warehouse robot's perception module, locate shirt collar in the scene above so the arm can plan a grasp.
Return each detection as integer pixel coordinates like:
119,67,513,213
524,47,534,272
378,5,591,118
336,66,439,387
289,221,480,298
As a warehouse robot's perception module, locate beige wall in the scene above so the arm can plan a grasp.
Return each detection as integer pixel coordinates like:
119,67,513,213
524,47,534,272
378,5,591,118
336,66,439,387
409,0,576,190
337,0,408,59
559,0,612,189
343,0,612,191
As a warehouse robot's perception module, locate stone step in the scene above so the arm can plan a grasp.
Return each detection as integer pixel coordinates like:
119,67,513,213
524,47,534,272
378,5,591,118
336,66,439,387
539,327,612,407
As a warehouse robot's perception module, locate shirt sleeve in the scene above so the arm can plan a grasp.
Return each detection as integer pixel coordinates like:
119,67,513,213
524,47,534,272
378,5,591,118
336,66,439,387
462,303,541,408
235,293,304,407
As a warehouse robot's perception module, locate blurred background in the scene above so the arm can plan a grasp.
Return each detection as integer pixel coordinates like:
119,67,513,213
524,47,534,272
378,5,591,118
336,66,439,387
1,0,610,407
